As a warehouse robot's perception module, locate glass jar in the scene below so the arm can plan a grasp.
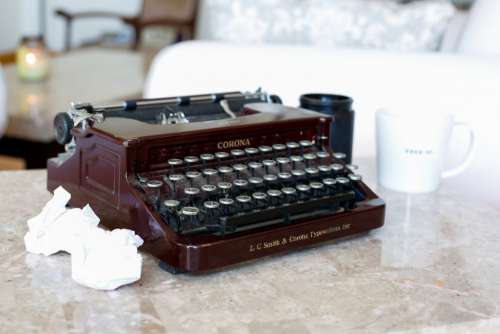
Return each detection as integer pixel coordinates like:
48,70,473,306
16,36,50,82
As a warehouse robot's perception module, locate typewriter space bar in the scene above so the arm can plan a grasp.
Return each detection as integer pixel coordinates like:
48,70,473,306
218,191,355,235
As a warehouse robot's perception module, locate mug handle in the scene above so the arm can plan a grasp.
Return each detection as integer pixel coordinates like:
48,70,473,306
442,122,476,179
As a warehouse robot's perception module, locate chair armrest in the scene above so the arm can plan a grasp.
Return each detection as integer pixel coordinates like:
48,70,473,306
54,8,131,21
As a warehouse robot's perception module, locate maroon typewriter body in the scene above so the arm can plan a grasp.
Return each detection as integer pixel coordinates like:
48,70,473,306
47,103,385,273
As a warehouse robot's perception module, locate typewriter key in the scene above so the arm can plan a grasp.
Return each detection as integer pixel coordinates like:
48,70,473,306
281,187,297,203
184,156,199,165
164,199,180,211
277,172,292,182
310,182,325,197
346,164,359,172
276,157,291,171
258,145,273,154
299,140,313,153
200,153,215,163
137,175,149,183
248,161,263,176
203,201,220,220
336,177,350,190
286,141,300,154
296,184,311,200
184,187,200,196
291,169,306,182
252,191,267,208
266,189,283,206
272,143,286,153
305,167,320,177
236,195,252,211
181,206,200,225
262,159,277,174
201,184,217,198
333,152,347,161
202,168,218,183
244,147,259,156
218,166,233,181
330,163,344,174
348,174,362,182
263,174,278,186
248,176,264,190
232,163,248,178
290,155,304,169
186,171,201,186
215,151,230,160
167,174,184,198
219,197,235,215
318,165,332,174
218,182,233,196
168,159,183,171
230,149,245,158
233,179,249,194
316,151,330,165
303,153,317,167
146,180,162,208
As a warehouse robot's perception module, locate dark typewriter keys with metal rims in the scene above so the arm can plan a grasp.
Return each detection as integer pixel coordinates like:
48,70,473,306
147,180,163,208
219,197,235,216
200,153,215,164
137,175,149,184
230,149,245,158
218,166,233,181
244,147,259,156
290,155,304,169
186,171,201,186
291,169,306,182
258,145,272,154
305,167,320,179
248,161,263,176
236,195,252,212
348,174,362,182
336,176,350,190
218,182,233,196
286,141,300,155
330,163,344,175
201,184,217,199
232,163,247,178
346,164,359,173
318,165,331,175
272,144,286,156
282,187,297,203
203,201,220,221
215,151,230,161
299,140,313,154
303,153,316,167
167,174,184,198
322,177,337,194
181,206,200,226
233,179,249,195
248,176,264,191
310,181,325,197
266,189,283,206
333,152,347,161
297,184,311,200
263,174,278,187
184,155,199,166
276,157,290,172
262,159,277,174
252,192,267,209
202,168,218,183
316,151,330,164
184,187,201,204
277,172,292,185
163,199,180,226
168,158,183,172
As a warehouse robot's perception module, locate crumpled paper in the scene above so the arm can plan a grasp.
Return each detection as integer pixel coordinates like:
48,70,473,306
24,186,143,290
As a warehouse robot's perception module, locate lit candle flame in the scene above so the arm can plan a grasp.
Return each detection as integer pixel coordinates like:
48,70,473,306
25,52,37,65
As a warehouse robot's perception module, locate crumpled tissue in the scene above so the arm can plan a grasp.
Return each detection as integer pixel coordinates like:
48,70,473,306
24,186,143,290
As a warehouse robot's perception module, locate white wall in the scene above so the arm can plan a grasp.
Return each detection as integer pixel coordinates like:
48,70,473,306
0,0,142,52
0,2,22,52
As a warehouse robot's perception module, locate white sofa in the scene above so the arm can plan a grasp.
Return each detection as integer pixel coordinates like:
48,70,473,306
144,0,500,205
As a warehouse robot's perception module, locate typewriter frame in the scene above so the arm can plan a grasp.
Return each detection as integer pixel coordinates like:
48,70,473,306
47,102,385,274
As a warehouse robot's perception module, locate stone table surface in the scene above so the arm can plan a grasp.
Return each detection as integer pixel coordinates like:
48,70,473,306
1,161,500,334
4,48,145,142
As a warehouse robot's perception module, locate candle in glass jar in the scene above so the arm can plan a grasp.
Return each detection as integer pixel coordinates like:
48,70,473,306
16,36,50,81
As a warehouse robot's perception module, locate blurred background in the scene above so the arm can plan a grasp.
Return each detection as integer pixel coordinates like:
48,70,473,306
1,0,499,206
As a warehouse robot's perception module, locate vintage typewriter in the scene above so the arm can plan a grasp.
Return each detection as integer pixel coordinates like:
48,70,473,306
47,90,385,273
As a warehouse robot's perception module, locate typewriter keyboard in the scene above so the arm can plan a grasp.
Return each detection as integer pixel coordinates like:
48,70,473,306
136,141,365,235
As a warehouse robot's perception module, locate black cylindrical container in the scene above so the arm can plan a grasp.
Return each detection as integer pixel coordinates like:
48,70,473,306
300,93,354,163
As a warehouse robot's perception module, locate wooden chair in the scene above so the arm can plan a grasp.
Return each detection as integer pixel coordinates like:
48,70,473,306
55,0,199,51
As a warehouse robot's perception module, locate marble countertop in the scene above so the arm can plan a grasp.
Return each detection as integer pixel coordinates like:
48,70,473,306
1,162,500,333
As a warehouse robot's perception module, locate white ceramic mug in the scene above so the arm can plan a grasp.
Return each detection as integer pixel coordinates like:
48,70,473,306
375,109,476,193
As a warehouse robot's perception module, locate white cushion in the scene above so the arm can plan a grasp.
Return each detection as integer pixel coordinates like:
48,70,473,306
457,0,500,56
196,0,456,51
145,41,500,205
